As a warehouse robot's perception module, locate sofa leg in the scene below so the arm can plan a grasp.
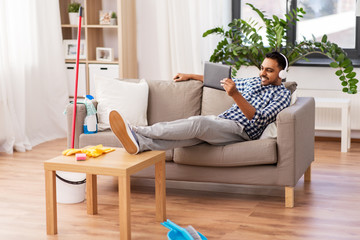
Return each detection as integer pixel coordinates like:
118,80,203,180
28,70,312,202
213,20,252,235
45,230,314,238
304,164,311,182
285,186,294,208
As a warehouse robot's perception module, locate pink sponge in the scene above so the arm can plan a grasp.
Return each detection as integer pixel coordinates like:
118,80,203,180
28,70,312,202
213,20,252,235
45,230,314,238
75,153,87,161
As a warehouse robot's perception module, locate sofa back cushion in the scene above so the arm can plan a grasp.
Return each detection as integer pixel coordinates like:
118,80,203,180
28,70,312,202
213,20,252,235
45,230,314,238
201,87,234,116
146,79,203,125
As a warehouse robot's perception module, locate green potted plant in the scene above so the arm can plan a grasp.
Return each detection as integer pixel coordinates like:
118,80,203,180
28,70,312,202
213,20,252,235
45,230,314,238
68,2,82,25
110,12,117,25
203,3,358,94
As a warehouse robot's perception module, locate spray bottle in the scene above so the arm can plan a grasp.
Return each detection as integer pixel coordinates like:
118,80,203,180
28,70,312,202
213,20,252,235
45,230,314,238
83,95,98,134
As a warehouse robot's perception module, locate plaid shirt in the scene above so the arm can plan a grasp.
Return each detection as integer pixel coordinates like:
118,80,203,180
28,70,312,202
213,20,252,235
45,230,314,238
218,77,291,140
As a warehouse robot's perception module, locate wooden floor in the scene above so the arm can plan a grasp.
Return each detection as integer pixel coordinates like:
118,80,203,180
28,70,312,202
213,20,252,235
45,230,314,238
0,138,360,240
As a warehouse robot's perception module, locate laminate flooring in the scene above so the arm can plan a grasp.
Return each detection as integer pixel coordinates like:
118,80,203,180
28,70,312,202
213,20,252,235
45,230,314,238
0,138,359,239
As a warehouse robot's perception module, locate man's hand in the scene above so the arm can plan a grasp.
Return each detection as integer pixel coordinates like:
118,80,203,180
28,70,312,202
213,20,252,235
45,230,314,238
173,73,191,82
221,78,256,120
220,78,238,96
173,73,204,82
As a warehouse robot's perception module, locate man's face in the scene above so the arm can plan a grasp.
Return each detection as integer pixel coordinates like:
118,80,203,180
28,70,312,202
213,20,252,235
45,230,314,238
259,58,282,86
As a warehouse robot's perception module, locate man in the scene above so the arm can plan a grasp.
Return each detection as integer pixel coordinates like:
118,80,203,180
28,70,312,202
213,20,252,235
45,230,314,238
109,51,291,154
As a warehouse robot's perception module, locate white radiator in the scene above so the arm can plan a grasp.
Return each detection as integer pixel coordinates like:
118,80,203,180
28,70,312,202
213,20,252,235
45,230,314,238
297,89,360,130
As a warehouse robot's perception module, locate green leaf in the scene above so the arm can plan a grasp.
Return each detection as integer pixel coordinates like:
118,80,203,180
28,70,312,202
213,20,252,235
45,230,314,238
336,53,345,62
340,76,346,81
344,66,354,74
340,59,351,68
341,81,348,86
335,70,343,76
342,87,349,93
321,34,327,43
346,72,356,78
329,62,339,68
349,79,359,84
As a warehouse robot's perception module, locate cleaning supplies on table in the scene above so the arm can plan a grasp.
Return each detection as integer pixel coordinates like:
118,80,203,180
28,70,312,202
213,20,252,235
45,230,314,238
161,219,207,240
62,144,115,158
83,95,98,134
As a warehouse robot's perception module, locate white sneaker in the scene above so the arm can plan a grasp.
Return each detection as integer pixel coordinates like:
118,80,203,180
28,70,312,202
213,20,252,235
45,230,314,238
109,110,139,154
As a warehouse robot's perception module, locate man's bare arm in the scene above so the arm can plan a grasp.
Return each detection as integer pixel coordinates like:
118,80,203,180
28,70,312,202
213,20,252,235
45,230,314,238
173,73,204,82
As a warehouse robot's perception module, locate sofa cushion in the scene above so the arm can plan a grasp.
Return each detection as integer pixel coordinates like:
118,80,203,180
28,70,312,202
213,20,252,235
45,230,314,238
173,138,277,167
94,77,149,131
79,131,173,161
146,79,203,125
201,87,234,116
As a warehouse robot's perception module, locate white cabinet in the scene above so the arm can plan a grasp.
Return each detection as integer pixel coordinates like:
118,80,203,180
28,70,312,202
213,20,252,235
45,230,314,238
66,63,86,97
89,64,119,96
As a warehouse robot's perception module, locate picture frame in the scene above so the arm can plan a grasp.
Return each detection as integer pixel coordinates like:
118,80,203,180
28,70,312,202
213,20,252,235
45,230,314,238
99,10,112,25
96,47,114,61
63,40,86,59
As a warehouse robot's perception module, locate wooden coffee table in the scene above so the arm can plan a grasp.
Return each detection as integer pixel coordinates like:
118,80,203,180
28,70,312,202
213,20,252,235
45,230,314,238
44,148,166,240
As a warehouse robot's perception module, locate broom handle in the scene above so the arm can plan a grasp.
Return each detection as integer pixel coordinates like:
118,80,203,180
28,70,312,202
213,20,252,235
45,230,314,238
71,6,83,149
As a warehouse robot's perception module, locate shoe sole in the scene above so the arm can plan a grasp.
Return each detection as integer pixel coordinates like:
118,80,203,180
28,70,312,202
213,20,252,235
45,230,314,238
109,111,139,154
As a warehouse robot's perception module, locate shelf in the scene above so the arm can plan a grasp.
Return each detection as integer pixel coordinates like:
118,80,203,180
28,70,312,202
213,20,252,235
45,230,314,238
87,25,118,29
61,24,118,29
88,60,119,64
62,24,87,28
59,0,137,96
65,59,87,63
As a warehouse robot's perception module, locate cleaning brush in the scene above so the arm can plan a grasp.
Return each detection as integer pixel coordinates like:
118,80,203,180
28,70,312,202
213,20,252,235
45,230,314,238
185,225,202,240
161,219,207,240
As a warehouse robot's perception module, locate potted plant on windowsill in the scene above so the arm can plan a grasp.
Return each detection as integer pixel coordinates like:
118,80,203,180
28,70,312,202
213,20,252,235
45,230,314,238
203,3,358,94
68,2,82,25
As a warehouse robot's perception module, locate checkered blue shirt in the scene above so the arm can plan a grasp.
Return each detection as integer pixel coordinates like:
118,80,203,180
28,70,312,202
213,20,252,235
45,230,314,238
218,77,291,140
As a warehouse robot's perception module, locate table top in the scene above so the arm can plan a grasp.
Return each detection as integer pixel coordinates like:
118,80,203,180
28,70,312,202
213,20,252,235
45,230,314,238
314,97,350,108
44,148,165,176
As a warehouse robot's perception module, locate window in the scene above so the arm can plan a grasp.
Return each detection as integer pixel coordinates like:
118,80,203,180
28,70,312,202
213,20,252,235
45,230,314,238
232,0,360,62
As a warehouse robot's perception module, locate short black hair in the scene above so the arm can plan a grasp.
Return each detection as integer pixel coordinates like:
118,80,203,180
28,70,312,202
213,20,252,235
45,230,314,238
265,51,287,70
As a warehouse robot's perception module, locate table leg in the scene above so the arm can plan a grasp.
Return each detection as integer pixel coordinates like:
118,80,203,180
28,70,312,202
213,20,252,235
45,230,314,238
119,175,131,240
45,170,57,234
155,159,166,221
86,174,98,215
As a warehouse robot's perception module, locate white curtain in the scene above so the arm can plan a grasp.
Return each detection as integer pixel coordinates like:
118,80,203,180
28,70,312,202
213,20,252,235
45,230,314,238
137,0,231,80
0,0,68,154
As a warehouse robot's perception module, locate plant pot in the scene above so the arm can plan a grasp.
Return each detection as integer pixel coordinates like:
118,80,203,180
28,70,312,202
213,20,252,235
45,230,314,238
69,12,83,25
110,18,117,25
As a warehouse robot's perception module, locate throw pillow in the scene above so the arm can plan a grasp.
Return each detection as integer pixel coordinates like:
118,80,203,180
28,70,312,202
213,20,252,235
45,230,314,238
260,86,297,139
283,81,297,94
94,76,149,131
260,122,277,139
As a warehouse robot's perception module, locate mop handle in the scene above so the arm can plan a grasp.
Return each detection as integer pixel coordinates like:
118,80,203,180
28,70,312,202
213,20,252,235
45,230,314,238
71,6,83,149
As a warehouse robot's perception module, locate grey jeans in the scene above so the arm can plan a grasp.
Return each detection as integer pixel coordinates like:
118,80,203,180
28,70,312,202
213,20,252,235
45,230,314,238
133,115,250,152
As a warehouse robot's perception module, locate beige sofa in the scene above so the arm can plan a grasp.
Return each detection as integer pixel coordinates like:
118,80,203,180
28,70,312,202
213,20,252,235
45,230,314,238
66,79,315,207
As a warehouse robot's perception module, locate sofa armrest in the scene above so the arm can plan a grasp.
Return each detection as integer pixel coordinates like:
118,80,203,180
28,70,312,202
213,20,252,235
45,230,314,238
66,100,98,148
276,97,315,186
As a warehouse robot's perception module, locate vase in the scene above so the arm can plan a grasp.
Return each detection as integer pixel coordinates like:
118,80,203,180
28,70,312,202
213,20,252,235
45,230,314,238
69,13,79,25
110,18,117,25
69,12,83,25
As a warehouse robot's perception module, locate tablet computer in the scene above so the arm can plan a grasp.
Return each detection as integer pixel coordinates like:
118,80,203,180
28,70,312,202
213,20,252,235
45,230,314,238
203,61,232,91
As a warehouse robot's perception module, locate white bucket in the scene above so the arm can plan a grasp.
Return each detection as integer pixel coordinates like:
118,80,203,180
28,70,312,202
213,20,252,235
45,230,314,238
56,171,86,204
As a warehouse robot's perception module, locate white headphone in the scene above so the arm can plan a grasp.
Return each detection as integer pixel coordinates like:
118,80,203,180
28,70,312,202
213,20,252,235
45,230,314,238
278,53,288,79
